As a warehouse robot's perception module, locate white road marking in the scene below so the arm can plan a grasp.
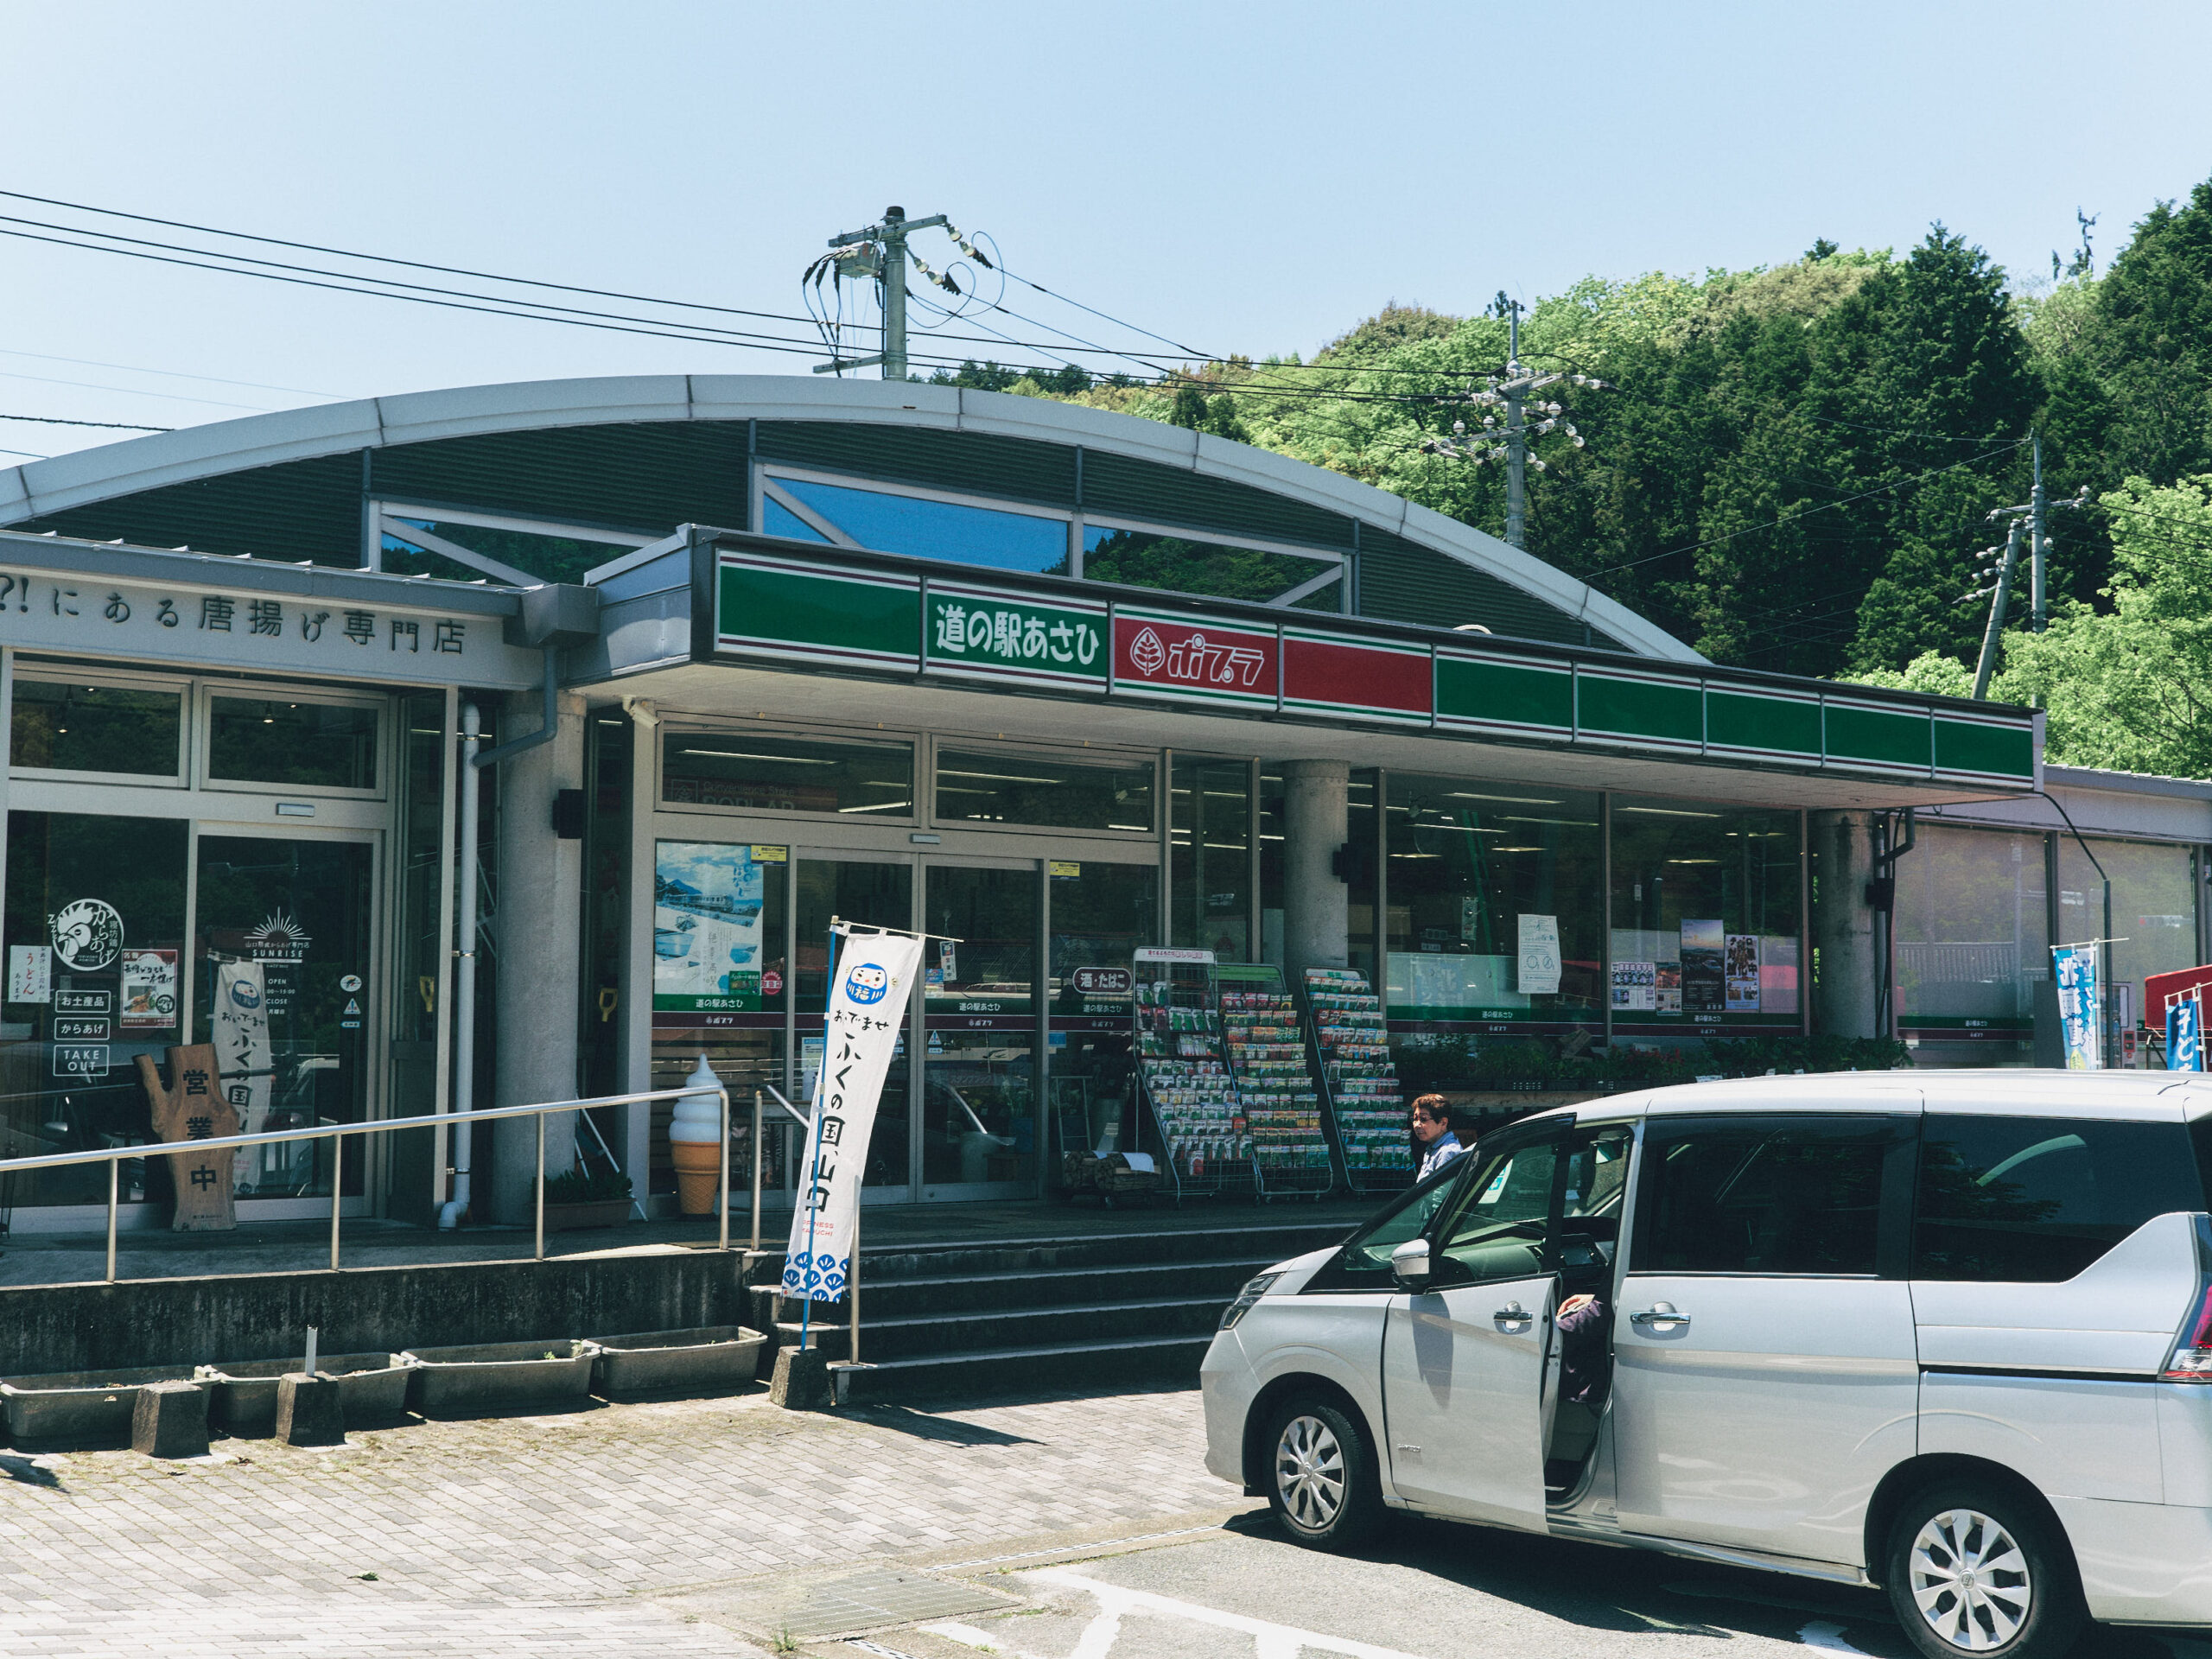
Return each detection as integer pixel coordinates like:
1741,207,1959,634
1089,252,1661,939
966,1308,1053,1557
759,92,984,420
1798,1620,1870,1654
918,1622,1007,1654
1027,1567,1433,1659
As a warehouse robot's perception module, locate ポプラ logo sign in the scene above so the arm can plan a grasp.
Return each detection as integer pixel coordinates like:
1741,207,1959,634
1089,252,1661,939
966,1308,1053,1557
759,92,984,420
1114,615,1277,703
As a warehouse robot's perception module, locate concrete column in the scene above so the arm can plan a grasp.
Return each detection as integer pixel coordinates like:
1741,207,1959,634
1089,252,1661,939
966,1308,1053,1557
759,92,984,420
492,690,587,1223
1810,810,1878,1040
1282,760,1350,980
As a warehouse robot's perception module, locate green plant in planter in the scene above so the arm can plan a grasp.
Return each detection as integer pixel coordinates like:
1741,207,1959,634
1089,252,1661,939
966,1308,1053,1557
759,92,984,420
539,1166,633,1204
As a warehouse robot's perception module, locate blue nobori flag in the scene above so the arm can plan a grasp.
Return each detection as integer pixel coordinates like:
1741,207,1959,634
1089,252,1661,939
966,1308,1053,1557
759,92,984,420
2052,944,2101,1071
782,927,923,1305
2172,994,2203,1073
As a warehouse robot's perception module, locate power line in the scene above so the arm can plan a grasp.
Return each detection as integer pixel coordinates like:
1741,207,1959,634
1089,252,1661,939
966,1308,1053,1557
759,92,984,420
0,411,171,430
0,346,341,400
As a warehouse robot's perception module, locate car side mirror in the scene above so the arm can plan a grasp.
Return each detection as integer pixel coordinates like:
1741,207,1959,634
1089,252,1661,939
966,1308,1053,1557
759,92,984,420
1389,1238,1432,1285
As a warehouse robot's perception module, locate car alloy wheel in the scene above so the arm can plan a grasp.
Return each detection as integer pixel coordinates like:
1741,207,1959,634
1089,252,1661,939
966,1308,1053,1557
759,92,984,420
1908,1507,2032,1652
1274,1413,1345,1532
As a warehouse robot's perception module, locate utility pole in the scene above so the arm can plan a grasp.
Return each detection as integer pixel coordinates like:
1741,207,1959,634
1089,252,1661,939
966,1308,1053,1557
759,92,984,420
1971,519,2022,699
1416,300,1602,550
809,204,949,379
1504,302,1528,550
2030,429,2049,632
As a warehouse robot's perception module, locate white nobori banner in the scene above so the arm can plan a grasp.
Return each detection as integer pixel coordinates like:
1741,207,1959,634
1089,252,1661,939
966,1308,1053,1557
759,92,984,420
782,927,925,1305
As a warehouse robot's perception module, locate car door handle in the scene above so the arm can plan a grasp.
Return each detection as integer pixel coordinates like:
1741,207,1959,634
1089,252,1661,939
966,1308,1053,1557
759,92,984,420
1493,1302,1535,1325
1630,1303,1690,1328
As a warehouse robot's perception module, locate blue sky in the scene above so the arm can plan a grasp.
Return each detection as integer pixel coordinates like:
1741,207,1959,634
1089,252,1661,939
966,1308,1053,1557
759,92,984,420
1,0,2208,459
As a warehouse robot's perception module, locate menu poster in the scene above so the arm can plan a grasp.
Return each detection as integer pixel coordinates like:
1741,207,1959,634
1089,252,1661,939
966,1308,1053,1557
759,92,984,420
1725,933,1762,1014
1611,959,1656,1012
7,944,50,1005
1680,918,1726,1012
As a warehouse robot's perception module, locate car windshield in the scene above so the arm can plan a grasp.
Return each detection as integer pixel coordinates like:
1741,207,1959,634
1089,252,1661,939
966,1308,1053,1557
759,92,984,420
1338,1156,1471,1273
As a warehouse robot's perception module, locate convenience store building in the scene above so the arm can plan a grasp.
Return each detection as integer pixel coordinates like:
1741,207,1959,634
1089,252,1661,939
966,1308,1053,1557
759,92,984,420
0,374,2163,1230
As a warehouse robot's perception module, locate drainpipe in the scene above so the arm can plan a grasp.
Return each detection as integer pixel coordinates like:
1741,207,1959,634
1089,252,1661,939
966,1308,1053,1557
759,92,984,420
440,645,561,1229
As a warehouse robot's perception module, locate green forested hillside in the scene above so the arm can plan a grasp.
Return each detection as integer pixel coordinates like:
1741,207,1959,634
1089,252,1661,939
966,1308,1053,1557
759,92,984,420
942,179,2212,774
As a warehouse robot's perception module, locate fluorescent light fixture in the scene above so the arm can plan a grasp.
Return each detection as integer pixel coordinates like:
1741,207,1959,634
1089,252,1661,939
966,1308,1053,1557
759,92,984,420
938,768,1066,785
680,749,841,765
1616,805,1721,818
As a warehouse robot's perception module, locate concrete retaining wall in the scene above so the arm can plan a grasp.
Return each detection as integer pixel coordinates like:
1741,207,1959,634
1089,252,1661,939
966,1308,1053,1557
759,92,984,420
0,1251,747,1376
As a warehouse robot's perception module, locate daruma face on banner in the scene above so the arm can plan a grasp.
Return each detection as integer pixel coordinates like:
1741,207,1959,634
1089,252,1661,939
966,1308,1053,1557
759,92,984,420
782,929,925,1305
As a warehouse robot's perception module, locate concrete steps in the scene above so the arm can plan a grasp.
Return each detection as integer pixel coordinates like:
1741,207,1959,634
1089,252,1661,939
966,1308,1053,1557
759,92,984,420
747,1217,1351,1403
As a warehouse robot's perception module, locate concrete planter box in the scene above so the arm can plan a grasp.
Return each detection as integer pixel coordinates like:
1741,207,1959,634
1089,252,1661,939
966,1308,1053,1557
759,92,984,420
544,1199,632,1233
1,1366,207,1446
590,1325,766,1400
399,1340,599,1416
196,1354,416,1433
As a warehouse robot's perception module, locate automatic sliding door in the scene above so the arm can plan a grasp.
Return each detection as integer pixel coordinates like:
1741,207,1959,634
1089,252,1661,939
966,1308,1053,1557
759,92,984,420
921,863,1039,1196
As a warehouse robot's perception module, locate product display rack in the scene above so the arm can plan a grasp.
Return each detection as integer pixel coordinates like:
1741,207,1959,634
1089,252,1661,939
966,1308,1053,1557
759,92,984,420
1218,965,1332,1200
1303,967,1413,1193
1131,949,1253,1201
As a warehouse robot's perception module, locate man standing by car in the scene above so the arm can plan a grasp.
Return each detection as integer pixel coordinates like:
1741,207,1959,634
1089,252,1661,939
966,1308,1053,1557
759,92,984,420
1409,1095,1465,1181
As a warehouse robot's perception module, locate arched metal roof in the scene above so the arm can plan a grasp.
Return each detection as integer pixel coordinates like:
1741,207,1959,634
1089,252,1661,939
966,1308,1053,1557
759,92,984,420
0,375,1700,663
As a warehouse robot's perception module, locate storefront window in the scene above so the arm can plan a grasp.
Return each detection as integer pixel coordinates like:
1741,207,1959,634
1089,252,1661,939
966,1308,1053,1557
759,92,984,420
1384,779,1603,1037
934,747,1154,833
1171,757,1251,958
773,476,1070,575
1346,771,1378,983
1611,797,1802,1035
207,697,378,790
1258,769,1287,968
2057,836,2198,1039
649,841,790,1198
1896,824,2049,1064
194,835,373,1199
11,680,181,777
1083,526,1343,608
0,812,187,1207
1047,861,1156,1169
663,730,913,817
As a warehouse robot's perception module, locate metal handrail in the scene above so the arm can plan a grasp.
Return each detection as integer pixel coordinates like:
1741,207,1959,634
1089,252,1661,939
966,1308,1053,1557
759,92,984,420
0,1082,729,1284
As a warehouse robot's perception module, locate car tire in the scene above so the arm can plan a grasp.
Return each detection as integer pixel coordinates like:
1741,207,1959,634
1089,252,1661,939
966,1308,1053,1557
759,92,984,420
1264,1396,1382,1550
1884,1481,2085,1659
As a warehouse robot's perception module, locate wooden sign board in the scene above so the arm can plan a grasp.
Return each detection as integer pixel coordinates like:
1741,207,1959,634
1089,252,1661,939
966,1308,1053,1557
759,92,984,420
135,1044,238,1231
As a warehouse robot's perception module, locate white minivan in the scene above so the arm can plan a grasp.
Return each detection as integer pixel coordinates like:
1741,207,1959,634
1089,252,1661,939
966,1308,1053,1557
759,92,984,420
1203,1072,2212,1659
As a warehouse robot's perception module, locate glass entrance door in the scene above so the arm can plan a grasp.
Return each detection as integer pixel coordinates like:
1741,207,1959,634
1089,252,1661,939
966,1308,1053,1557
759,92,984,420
192,833,374,1206
920,861,1039,1198
794,854,915,1197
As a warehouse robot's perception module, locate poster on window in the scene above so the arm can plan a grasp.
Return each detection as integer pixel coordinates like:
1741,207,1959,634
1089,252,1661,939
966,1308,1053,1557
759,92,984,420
1611,959,1656,1012
1680,919,1726,1013
1516,913,1561,996
120,949,179,1028
1654,963,1682,1013
1724,934,1761,1014
212,960,273,1184
653,842,769,1014
6,944,49,1005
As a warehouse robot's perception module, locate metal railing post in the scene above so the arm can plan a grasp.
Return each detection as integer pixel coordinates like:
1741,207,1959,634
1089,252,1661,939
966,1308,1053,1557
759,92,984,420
329,1133,343,1271
849,1199,861,1364
105,1158,118,1284
534,1110,547,1262
749,1091,764,1254
716,1089,731,1253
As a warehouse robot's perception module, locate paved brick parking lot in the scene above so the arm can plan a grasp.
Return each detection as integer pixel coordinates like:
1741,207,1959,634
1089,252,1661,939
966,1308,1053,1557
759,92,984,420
0,1385,1249,1657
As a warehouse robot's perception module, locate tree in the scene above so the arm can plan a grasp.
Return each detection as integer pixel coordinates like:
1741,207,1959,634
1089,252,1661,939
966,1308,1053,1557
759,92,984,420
1990,476,2212,777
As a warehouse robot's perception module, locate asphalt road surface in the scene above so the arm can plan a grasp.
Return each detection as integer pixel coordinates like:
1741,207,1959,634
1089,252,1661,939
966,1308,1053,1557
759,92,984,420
874,1511,2212,1659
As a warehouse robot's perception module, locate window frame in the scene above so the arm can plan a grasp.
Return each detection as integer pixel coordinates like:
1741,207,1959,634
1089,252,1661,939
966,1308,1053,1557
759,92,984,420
751,461,1351,611
196,682,388,800
655,718,923,827
1624,1112,1918,1281
10,667,190,787
927,734,1159,841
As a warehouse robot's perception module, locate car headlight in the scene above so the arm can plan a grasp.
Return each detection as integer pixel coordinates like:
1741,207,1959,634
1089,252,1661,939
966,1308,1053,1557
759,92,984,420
1218,1271,1283,1331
